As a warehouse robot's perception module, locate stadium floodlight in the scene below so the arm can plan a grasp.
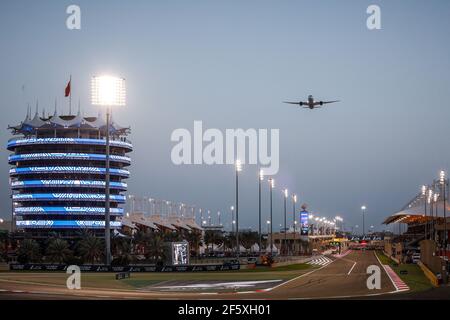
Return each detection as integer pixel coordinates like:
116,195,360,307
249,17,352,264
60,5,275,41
258,169,264,254
421,185,427,196
235,159,242,172
91,75,126,266
268,178,274,255
91,76,126,107
234,159,242,257
361,205,367,237
283,188,288,255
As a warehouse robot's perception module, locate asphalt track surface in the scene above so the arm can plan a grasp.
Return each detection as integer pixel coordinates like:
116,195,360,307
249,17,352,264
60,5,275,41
0,251,403,300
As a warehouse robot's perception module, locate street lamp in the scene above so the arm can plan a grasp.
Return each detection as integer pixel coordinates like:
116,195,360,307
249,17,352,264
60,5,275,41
258,169,264,254
361,205,366,238
235,159,242,257
440,170,447,251
428,189,434,240
268,178,274,255
91,75,126,266
422,185,428,240
292,194,297,255
283,188,288,255
230,206,235,233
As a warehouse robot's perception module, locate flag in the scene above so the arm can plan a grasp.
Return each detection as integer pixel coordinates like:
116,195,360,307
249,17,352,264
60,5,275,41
65,79,71,97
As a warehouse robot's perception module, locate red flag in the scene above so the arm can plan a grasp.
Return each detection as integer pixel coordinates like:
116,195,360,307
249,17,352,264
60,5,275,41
65,80,71,97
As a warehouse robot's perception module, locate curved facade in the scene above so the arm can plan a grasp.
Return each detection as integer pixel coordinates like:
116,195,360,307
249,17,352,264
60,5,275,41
7,110,132,238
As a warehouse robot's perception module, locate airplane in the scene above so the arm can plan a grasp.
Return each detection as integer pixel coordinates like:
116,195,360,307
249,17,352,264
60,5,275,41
283,95,340,109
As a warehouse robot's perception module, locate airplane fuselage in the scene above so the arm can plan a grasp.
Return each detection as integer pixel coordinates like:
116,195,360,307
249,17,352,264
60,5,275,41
307,95,314,109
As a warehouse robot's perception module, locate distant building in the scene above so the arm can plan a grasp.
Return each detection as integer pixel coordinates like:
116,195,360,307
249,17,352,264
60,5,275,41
7,108,132,238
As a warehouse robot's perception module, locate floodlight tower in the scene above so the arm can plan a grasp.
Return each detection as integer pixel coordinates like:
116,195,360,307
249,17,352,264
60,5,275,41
91,75,126,266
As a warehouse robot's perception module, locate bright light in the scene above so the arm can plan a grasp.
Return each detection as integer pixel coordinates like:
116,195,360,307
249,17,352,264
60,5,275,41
361,205,366,211
235,159,242,172
259,169,264,181
284,188,288,198
440,170,446,184
315,217,319,221
421,185,427,195
308,214,313,219
232,220,236,224
91,75,126,106
293,194,297,203
266,220,270,224
230,206,234,211
434,193,439,202
0,218,4,223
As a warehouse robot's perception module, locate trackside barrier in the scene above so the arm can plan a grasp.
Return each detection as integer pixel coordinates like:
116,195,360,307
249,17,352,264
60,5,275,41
417,261,439,287
9,263,240,272
115,272,131,280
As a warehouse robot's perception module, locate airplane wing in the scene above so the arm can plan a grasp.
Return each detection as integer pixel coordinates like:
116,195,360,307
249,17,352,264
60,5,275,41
283,101,301,105
321,100,340,105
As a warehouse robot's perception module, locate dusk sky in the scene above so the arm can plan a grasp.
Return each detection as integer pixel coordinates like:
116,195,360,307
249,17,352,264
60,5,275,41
1,0,450,232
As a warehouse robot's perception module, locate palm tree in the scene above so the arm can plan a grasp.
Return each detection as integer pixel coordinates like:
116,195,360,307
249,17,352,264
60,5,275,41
203,230,215,253
111,235,133,265
145,232,166,263
46,238,73,264
240,231,259,252
185,230,203,257
76,232,104,264
17,239,41,263
204,230,224,253
0,230,9,262
222,233,235,252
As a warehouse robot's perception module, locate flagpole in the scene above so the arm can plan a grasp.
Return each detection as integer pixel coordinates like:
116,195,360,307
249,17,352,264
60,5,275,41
69,74,72,115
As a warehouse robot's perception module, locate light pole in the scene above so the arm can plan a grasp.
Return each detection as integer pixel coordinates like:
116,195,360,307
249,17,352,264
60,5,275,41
434,192,439,242
268,178,274,255
258,169,264,254
235,160,242,257
440,170,447,252
361,206,366,238
283,188,288,255
428,189,434,240
422,185,428,240
230,206,234,233
292,194,297,255
91,75,126,266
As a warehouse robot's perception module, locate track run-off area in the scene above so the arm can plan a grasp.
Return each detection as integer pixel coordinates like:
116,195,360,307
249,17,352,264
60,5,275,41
0,251,408,300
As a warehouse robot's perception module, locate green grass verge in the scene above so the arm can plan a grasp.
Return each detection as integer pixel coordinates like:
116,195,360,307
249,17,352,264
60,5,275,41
375,251,433,292
0,264,313,291
239,263,312,272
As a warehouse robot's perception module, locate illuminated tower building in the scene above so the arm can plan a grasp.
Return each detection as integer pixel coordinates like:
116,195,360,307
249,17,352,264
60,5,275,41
7,108,132,238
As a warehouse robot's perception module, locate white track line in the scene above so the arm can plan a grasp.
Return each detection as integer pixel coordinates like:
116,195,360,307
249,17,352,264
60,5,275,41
347,262,357,275
374,251,409,292
267,255,336,292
